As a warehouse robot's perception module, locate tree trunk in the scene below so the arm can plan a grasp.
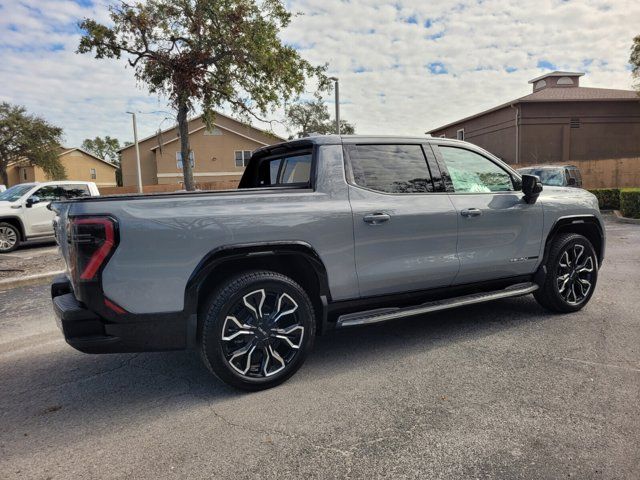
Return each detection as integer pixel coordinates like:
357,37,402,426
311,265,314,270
0,164,8,187
177,98,195,191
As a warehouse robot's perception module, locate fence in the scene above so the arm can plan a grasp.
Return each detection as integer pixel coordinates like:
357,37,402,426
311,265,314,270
517,157,640,189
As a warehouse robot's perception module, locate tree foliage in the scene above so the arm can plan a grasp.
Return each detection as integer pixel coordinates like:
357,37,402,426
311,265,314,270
0,102,65,185
286,99,355,139
78,0,328,190
631,35,640,91
82,136,125,164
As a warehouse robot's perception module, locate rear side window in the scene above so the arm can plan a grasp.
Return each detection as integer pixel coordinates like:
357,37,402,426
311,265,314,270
347,144,434,193
255,152,312,187
63,184,90,199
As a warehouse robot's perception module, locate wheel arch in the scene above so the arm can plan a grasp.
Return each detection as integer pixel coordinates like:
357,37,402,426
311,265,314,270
0,216,25,240
185,241,332,339
542,215,604,267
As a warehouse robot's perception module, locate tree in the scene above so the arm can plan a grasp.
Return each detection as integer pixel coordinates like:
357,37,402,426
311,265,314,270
0,102,65,185
631,35,640,91
286,99,355,139
82,136,130,186
78,0,327,191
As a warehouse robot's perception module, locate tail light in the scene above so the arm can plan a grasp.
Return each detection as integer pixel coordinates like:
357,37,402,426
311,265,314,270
69,216,118,284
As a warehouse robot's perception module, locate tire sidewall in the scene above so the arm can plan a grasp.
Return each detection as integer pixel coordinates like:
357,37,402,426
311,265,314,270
201,272,315,390
0,222,20,253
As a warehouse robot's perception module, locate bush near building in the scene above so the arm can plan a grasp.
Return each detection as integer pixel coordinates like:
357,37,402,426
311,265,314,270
589,188,621,210
620,189,640,219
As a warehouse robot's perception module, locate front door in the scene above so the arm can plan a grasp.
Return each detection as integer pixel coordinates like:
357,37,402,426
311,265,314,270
434,144,543,285
345,143,460,297
23,185,61,236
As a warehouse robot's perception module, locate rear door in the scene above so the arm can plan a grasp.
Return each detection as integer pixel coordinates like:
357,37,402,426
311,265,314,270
433,144,543,285
345,142,460,297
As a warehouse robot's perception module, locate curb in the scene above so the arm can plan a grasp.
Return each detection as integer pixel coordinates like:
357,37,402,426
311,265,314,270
0,270,64,292
612,210,640,225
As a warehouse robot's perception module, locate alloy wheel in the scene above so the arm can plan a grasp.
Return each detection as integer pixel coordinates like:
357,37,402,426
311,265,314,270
0,226,18,251
221,288,305,378
556,243,595,305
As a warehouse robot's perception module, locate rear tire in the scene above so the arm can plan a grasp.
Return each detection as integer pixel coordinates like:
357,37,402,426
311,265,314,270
0,222,20,253
199,270,315,391
534,233,598,313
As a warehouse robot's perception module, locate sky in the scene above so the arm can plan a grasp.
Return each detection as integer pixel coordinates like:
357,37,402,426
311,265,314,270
0,0,638,146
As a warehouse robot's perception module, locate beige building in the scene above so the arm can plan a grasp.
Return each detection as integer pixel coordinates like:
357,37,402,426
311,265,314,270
5,147,118,187
119,112,285,188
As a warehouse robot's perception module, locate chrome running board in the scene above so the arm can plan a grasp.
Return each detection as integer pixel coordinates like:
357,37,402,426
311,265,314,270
336,282,539,328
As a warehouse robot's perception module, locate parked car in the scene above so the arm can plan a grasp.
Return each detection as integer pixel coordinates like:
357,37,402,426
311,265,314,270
0,181,100,253
50,136,604,390
517,165,583,188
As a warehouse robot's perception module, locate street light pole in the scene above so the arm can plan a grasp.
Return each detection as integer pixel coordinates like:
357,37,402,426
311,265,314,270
127,111,143,194
329,77,340,135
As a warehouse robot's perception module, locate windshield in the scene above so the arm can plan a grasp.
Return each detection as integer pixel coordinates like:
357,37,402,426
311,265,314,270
519,168,565,186
0,183,35,202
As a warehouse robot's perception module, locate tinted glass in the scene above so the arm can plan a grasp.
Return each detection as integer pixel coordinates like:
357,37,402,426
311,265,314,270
348,144,433,193
439,147,513,192
280,154,312,184
34,186,63,201
520,168,564,186
63,184,90,199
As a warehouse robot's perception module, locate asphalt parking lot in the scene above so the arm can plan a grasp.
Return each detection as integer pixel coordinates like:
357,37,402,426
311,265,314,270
1,216,638,479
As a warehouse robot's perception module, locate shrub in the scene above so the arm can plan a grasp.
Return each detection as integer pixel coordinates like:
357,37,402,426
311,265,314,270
588,188,620,210
620,189,640,219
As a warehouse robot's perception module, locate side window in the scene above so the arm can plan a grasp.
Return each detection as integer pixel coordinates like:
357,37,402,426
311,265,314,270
347,144,433,194
33,185,63,201
63,184,90,199
439,146,514,193
255,152,312,187
280,154,312,184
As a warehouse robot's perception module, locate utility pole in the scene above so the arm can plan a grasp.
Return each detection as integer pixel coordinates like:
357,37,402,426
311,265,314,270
329,77,340,135
127,111,143,193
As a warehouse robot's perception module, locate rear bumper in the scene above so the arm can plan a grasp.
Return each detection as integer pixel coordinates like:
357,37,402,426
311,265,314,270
51,275,189,354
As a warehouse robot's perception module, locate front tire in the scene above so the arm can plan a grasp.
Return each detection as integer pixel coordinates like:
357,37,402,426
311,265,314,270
534,233,598,313
0,222,20,253
199,270,315,391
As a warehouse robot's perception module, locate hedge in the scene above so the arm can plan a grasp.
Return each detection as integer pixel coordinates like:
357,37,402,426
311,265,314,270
588,188,620,210
620,188,640,219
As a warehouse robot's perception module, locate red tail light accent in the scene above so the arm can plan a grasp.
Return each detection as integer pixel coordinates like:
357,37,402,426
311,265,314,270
70,217,118,282
104,298,127,315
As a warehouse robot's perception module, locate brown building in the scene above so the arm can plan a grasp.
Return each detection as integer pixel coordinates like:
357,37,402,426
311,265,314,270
5,147,118,187
120,112,285,188
426,72,640,187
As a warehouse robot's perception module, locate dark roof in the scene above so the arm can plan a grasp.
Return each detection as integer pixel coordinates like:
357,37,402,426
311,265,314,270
426,86,639,133
528,71,584,83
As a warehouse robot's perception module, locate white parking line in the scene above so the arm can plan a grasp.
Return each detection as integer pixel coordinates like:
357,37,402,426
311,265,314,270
561,357,640,373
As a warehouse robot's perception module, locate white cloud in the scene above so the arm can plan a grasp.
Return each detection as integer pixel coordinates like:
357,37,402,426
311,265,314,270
0,0,637,146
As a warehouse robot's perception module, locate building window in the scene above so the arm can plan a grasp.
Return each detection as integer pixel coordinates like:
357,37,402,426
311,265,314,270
535,79,547,90
90,168,96,179
23,169,27,180
456,129,465,141
557,76,574,86
176,151,195,169
235,150,252,167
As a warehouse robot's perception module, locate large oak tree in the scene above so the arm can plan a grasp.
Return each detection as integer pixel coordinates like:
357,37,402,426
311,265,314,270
78,0,328,191
0,102,65,186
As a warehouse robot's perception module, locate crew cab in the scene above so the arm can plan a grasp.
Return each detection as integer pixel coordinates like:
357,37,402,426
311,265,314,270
0,181,100,253
50,136,605,390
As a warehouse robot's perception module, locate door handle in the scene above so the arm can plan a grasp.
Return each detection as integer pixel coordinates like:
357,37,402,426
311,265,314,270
460,208,482,217
363,213,391,224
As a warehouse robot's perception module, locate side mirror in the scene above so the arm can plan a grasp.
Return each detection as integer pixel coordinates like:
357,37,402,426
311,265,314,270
26,195,41,208
567,177,577,186
521,174,543,204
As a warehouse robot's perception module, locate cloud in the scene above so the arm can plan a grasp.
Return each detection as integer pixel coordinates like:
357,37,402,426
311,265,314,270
0,0,638,146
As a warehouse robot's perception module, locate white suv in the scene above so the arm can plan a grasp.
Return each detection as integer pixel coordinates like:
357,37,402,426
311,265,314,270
0,181,100,253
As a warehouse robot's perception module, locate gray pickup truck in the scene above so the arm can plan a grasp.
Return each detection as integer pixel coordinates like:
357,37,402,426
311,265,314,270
51,135,605,390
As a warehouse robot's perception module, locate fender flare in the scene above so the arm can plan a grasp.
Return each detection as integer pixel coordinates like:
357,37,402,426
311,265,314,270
183,240,331,315
0,215,26,239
